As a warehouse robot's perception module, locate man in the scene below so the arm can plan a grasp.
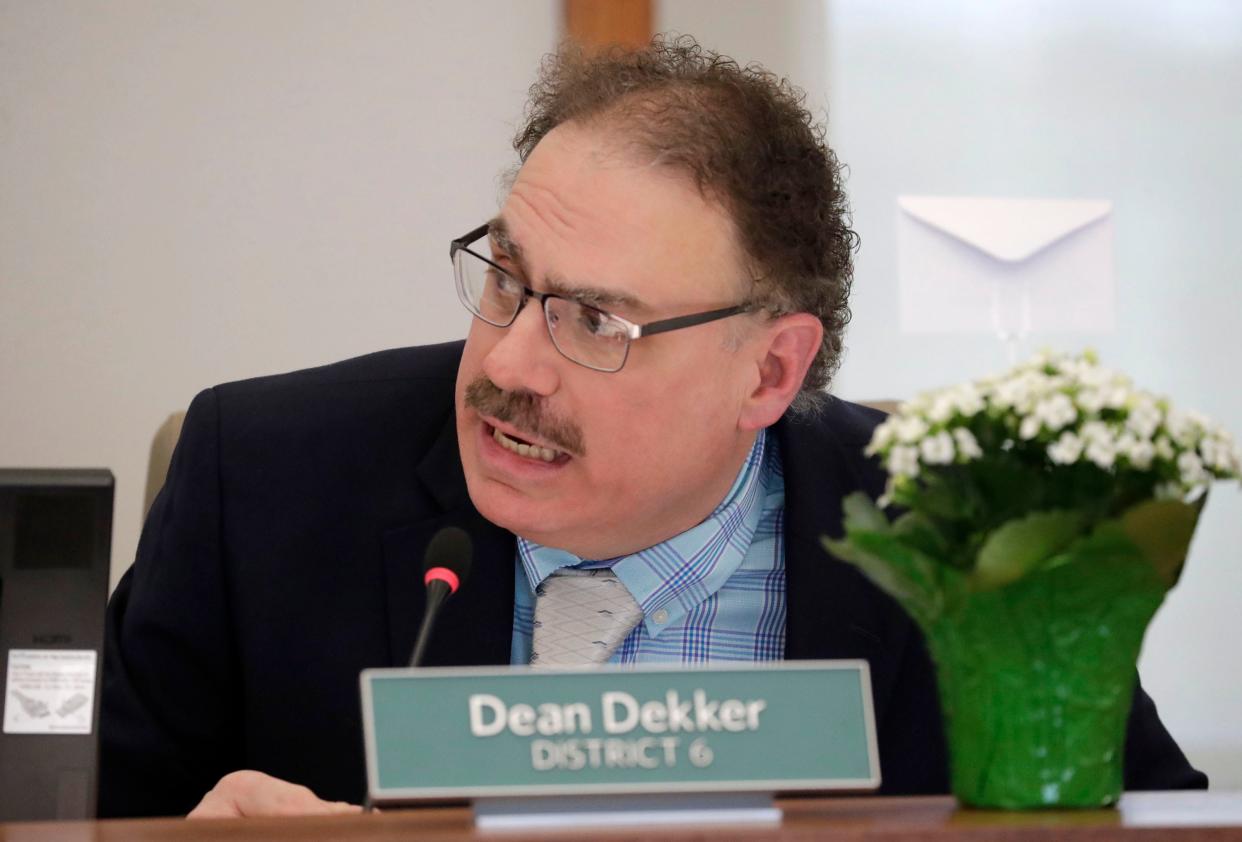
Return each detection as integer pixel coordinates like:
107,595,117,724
99,37,1204,818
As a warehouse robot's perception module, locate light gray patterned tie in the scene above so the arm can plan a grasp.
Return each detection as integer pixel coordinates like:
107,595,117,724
530,568,643,668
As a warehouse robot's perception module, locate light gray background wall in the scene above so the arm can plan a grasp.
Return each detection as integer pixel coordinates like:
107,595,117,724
819,0,1242,788
3,0,1239,789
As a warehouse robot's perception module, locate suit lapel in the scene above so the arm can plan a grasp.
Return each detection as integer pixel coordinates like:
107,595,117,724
777,402,910,722
382,410,515,668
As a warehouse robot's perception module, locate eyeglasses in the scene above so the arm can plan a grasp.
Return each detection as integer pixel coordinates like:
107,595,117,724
450,223,751,373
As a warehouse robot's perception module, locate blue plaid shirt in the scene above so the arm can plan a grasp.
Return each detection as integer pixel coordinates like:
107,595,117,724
510,429,786,664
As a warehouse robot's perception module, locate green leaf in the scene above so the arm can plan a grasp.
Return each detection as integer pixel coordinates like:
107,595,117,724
1055,520,1147,570
966,457,1039,520
910,471,975,522
892,510,952,563
841,491,891,534
1118,498,1203,588
971,510,1087,591
824,531,949,629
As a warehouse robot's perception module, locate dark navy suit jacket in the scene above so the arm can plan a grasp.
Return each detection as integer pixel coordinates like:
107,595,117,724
98,341,1206,817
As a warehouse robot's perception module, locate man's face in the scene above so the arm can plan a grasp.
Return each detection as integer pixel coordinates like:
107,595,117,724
454,124,764,559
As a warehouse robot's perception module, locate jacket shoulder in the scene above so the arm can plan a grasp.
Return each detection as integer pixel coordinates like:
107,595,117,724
177,342,465,481
817,395,888,452
780,395,887,493
214,340,465,399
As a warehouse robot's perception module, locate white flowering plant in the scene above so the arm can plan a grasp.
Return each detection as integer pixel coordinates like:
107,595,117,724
826,350,1241,626
824,349,1240,809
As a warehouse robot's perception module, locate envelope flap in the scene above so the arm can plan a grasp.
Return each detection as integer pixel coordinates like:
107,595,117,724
898,196,1112,263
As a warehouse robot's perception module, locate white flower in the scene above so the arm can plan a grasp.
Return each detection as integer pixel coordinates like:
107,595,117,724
925,384,985,424
926,396,953,424
898,393,931,415
1154,436,1175,461
1080,421,1113,445
1126,398,1163,440
1048,432,1085,465
1076,389,1106,415
894,416,929,444
887,445,920,478
953,428,983,460
1032,393,1077,432
1125,438,1156,470
1059,357,1090,381
867,419,898,455
1076,363,1117,389
1019,414,1042,440
1187,409,1212,428
1177,451,1209,486
951,384,986,417
992,373,1043,413
1165,409,1201,448
1102,385,1130,409
919,431,956,465
1198,431,1241,474
1027,348,1057,370
1200,437,1227,472
865,350,1238,489
1085,438,1117,469
1222,433,1242,474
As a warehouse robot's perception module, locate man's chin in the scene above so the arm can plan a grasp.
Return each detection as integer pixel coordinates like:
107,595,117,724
465,473,560,541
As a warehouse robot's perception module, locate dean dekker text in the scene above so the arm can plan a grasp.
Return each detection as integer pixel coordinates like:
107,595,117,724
468,690,767,738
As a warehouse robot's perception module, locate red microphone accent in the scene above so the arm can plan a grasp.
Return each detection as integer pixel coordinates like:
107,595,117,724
424,566,460,594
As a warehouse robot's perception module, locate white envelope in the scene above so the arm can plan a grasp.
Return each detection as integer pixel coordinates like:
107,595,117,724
896,196,1114,336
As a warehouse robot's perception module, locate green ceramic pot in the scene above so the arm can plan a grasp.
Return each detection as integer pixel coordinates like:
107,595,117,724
925,553,1167,808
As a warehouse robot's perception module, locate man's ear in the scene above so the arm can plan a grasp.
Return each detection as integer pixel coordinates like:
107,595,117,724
738,313,823,431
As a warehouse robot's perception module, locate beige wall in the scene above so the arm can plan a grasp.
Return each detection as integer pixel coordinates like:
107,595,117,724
0,0,558,592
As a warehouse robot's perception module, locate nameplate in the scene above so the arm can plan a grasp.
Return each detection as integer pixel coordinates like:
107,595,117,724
360,660,879,802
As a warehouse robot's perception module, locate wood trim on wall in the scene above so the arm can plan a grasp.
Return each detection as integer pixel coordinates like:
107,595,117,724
563,0,653,52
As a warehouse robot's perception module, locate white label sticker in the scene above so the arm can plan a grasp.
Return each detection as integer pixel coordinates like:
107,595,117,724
4,649,97,735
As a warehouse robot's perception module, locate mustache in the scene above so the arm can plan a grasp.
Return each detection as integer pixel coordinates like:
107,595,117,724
464,376,586,458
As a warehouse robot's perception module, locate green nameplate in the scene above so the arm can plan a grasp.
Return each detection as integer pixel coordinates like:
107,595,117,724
361,660,879,801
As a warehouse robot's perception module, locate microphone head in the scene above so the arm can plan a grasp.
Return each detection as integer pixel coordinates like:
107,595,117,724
423,526,473,594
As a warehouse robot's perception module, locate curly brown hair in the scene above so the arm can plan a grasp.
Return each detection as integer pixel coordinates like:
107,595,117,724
513,34,858,408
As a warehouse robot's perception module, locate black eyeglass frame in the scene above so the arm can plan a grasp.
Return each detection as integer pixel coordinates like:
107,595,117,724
450,223,751,372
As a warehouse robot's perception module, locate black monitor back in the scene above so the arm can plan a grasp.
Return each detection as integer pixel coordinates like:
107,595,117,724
0,468,113,821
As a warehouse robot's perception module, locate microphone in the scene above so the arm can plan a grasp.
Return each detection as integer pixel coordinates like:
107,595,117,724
408,526,473,667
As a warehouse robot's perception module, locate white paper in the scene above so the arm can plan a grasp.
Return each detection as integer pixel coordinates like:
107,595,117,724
896,196,1115,336
3,649,97,735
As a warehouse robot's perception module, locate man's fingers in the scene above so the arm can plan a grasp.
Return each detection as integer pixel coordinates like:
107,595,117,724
187,770,363,819
185,793,243,819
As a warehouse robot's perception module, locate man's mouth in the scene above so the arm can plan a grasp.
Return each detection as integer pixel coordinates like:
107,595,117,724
490,425,565,463
464,376,586,458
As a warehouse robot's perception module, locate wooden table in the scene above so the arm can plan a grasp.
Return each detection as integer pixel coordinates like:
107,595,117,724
3,792,1241,841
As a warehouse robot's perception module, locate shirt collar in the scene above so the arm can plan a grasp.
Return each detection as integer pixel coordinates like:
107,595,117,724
517,428,773,638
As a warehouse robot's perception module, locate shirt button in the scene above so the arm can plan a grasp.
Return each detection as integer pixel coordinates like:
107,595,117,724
652,609,669,625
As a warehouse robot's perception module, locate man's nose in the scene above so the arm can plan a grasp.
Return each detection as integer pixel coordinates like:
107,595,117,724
481,299,561,397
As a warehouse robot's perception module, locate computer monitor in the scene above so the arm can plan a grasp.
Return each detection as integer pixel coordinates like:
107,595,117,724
0,468,113,822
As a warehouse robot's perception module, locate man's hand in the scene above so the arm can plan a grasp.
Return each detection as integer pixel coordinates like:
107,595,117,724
187,770,364,819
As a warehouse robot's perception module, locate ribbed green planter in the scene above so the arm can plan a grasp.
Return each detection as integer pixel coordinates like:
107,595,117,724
925,554,1166,808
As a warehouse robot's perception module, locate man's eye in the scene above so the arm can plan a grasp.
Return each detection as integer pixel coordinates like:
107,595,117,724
577,306,623,339
488,270,522,297
577,306,604,333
